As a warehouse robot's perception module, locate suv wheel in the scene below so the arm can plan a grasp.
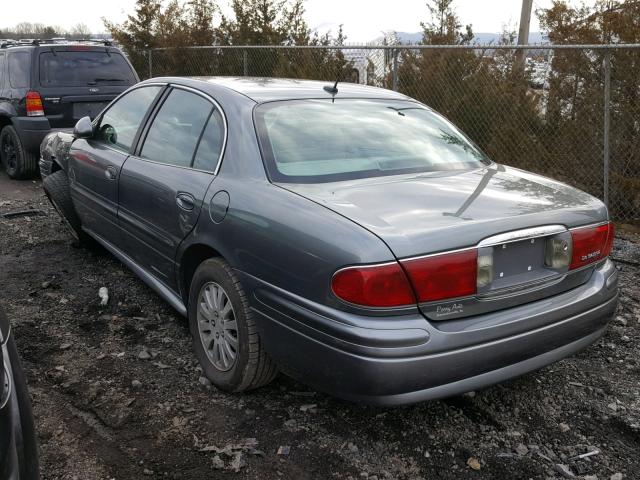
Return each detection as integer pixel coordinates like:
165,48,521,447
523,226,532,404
0,126,38,179
188,258,277,392
43,170,91,245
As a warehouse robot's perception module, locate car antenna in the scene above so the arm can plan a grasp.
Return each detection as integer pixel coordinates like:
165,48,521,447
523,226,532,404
324,64,346,95
323,78,339,95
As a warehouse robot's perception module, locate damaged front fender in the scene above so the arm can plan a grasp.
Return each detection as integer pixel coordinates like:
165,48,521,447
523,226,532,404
39,130,74,178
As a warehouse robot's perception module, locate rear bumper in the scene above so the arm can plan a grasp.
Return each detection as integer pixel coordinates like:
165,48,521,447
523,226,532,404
245,260,618,406
11,116,51,154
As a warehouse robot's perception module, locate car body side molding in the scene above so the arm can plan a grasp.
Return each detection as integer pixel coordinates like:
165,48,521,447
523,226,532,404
84,227,187,317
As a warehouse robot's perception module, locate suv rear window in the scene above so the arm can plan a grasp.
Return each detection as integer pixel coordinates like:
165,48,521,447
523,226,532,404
255,99,491,184
39,50,136,87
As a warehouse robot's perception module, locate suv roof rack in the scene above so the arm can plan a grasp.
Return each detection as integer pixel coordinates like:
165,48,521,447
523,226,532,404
0,38,114,49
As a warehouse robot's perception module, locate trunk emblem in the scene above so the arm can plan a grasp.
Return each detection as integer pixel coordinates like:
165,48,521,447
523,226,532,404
89,87,100,93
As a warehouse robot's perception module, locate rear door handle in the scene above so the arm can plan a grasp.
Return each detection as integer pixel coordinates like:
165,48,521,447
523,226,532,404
105,166,117,181
176,193,196,211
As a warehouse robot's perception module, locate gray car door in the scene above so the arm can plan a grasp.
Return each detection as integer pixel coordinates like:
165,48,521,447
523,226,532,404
68,85,162,242
117,86,226,290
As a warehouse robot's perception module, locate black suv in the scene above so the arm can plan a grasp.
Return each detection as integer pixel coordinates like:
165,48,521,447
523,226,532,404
0,40,139,179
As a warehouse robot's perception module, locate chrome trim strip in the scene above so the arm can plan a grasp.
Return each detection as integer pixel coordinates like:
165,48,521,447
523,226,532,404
400,246,477,262
83,227,188,317
1,356,12,410
569,221,610,231
478,225,567,247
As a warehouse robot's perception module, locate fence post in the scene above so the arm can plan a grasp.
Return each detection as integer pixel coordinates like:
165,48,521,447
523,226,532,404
392,48,399,91
148,49,153,79
243,49,248,77
603,49,611,208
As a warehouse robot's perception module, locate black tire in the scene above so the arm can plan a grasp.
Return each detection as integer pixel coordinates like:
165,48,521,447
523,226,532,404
0,125,38,179
188,258,277,392
42,170,90,245
7,335,40,480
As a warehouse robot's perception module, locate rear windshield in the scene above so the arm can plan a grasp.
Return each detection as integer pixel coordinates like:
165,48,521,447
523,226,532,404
39,50,136,87
255,99,491,183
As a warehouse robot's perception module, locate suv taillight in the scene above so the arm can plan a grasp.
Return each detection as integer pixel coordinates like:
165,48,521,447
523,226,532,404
570,222,615,270
26,91,44,117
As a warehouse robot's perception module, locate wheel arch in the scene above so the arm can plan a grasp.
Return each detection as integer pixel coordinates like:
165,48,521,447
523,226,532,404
0,114,12,132
178,243,224,305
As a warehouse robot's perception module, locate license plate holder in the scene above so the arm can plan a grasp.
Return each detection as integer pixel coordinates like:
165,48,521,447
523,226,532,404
73,102,107,120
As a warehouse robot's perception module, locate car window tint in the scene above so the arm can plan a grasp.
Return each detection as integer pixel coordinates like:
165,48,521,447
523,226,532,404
255,99,491,184
39,51,136,87
8,51,29,88
141,89,212,168
96,86,161,153
192,109,225,172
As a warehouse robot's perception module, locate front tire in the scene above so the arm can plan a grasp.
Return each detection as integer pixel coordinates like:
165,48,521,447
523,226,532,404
188,258,277,392
42,170,91,245
0,126,38,179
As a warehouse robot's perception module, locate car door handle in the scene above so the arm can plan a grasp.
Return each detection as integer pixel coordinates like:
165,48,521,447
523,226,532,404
105,166,117,181
176,193,196,211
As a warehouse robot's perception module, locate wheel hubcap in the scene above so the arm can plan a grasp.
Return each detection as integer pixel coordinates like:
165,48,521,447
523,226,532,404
197,282,238,371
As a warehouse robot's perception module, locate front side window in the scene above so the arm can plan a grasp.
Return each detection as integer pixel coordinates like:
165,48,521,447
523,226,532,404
96,86,162,153
140,89,213,168
8,51,29,88
39,50,137,87
255,99,491,183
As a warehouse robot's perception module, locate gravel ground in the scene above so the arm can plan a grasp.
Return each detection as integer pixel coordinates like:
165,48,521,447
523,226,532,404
0,172,639,480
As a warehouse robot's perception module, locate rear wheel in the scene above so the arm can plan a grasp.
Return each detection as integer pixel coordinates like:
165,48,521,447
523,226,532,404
43,170,91,245
188,258,277,392
0,126,38,179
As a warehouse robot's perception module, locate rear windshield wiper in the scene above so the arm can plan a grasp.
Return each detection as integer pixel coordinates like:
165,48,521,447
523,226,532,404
87,78,127,85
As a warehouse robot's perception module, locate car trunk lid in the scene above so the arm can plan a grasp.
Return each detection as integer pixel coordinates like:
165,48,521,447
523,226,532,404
280,164,609,318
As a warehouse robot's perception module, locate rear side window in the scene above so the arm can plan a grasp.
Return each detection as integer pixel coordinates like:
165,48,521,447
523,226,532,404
97,86,162,153
140,89,213,168
8,51,29,88
39,51,137,87
192,109,225,172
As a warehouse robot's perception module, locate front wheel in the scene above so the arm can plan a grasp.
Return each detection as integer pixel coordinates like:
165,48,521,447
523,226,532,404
42,170,91,246
188,258,277,392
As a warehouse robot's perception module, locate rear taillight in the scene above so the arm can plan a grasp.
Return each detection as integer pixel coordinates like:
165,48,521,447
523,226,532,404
570,222,615,270
331,262,415,308
332,222,615,308
401,249,478,303
26,91,44,117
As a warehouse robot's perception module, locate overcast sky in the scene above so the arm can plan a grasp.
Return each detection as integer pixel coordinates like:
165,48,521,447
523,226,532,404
2,0,568,42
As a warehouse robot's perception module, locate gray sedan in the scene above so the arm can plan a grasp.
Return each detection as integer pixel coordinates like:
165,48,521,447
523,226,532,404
40,77,618,406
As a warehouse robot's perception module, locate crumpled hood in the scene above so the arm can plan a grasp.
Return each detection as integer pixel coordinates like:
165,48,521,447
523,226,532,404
280,164,608,258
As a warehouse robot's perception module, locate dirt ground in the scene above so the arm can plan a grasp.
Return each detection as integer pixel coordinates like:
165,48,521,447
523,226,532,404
0,171,639,480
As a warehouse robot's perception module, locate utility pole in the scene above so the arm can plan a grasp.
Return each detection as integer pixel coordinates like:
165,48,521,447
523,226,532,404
516,0,534,70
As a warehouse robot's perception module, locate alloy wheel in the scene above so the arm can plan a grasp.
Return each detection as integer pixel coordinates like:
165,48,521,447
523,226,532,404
1,135,17,171
197,282,239,371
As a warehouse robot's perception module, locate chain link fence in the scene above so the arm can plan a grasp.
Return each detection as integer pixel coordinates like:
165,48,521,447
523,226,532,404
130,44,640,223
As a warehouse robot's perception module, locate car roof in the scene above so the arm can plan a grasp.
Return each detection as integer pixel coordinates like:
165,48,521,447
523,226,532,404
147,76,411,103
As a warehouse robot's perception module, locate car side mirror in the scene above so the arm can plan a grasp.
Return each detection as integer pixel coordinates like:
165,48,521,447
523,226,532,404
73,116,94,139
